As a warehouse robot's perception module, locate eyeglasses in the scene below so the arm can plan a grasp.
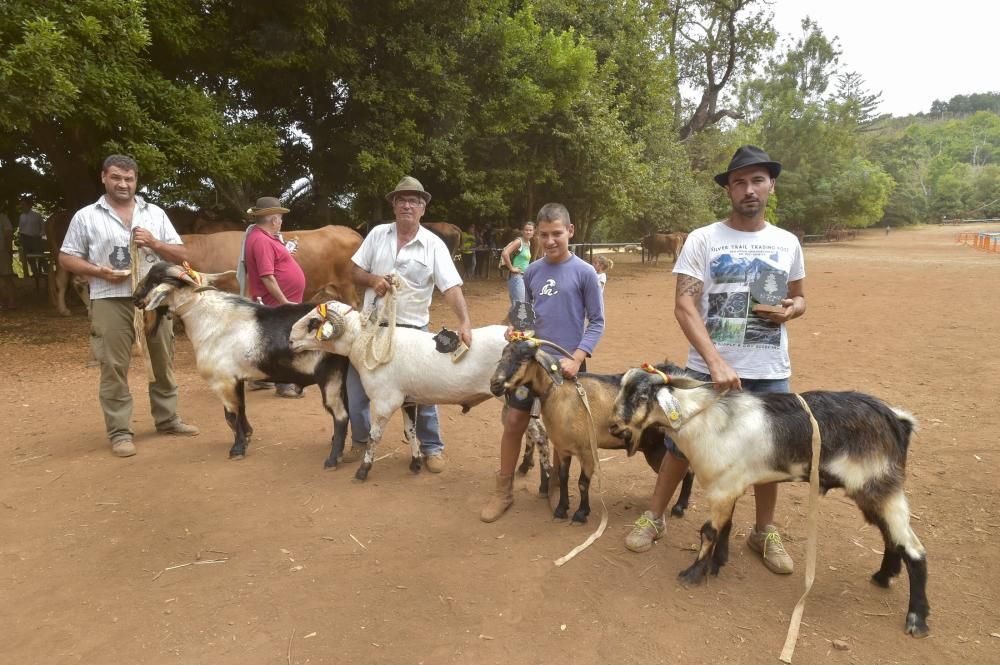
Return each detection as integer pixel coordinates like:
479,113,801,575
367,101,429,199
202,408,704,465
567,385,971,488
394,196,425,208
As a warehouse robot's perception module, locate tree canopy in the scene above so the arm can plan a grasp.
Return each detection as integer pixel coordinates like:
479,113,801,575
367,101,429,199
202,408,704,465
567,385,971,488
1,0,996,236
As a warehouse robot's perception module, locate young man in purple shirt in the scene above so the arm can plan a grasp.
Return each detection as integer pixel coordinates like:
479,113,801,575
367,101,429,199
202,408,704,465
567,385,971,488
480,203,604,522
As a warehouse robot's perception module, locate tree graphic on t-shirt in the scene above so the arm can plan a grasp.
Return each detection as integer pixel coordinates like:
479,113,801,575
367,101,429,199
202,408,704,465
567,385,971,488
762,273,778,302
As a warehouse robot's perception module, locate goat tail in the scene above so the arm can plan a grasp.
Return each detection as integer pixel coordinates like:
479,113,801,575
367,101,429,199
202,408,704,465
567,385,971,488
891,407,919,456
892,407,919,432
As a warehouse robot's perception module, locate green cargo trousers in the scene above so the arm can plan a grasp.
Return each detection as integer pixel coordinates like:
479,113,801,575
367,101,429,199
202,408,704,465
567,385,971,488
90,297,179,442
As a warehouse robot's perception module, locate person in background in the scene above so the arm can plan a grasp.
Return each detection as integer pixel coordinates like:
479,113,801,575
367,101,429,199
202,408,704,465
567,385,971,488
59,154,199,457
243,196,307,399
460,223,478,280
592,254,613,291
0,211,16,309
17,197,46,278
499,220,535,304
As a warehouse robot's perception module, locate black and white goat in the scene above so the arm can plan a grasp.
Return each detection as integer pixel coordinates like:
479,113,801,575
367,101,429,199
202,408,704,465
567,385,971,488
489,340,694,523
134,262,350,464
608,369,929,638
288,299,519,480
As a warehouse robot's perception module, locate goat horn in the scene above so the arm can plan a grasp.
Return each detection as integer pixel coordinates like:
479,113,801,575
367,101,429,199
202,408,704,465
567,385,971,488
314,303,347,340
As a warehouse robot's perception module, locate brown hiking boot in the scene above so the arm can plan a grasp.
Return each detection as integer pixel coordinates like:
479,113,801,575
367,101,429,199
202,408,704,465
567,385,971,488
747,524,794,574
424,454,446,473
111,438,136,457
480,473,514,523
156,419,200,436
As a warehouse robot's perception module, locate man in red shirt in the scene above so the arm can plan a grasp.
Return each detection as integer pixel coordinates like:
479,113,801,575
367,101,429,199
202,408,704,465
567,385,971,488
244,196,307,398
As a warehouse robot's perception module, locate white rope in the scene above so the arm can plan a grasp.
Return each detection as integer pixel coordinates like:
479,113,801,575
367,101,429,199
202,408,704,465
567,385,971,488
779,394,823,663
554,381,608,567
358,275,399,370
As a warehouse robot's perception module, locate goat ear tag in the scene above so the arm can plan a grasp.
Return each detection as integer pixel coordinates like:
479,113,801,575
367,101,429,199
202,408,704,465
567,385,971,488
656,389,681,425
145,283,172,310
318,321,336,341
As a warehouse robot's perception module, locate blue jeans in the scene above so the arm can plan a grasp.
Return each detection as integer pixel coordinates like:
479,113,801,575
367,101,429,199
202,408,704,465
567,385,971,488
507,273,525,304
664,369,790,460
345,326,444,456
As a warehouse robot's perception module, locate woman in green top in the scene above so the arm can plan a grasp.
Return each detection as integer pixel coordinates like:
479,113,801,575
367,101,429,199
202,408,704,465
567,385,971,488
460,223,478,280
500,220,535,303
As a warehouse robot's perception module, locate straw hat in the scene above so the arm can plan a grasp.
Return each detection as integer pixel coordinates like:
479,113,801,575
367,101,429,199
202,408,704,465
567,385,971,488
247,196,290,216
385,176,432,203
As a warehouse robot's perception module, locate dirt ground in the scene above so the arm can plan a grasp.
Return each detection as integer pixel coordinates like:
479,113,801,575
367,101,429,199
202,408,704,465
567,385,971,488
2,224,998,665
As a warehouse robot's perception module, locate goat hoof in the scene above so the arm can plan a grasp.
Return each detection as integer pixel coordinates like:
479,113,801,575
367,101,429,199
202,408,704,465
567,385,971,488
870,571,892,588
354,464,371,481
517,460,534,475
553,506,569,520
571,511,588,524
677,566,707,586
905,612,930,638
229,450,246,460
409,457,422,473
324,458,339,470
670,504,686,518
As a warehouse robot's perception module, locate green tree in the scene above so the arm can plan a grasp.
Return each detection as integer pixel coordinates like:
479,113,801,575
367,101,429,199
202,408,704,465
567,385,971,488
738,19,893,232
0,0,279,211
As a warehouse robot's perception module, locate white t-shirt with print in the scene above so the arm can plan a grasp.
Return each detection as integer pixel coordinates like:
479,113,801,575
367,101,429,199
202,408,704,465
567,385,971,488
673,221,805,379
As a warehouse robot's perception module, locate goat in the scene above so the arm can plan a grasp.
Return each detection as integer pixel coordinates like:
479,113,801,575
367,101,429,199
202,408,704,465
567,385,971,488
608,369,929,638
489,340,694,523
133,262,350,465
288,299,518,481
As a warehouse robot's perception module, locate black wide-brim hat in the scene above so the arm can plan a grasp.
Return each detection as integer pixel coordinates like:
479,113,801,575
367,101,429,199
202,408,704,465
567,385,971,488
714,145,781,187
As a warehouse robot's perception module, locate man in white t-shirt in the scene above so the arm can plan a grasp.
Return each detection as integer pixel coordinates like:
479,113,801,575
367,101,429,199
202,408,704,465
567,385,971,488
344,176,473,473
625,145,807,576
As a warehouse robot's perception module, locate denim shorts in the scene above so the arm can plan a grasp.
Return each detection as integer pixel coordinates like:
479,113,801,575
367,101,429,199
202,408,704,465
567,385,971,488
664,369,791,461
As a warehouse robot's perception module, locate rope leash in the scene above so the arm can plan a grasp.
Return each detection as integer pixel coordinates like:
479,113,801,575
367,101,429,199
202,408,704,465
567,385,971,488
130,229,154,378
554,380,608,566
358,275,399,370
779,394,822,663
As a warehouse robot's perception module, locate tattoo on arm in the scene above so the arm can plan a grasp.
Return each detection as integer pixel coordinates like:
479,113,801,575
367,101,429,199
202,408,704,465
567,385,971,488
676,275,703,299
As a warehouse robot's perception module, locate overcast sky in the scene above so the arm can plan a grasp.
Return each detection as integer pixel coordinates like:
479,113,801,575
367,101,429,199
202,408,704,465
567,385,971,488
768,0,999,116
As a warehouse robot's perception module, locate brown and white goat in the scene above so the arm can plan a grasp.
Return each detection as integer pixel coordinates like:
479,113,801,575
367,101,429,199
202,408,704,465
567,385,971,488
489,340,693,523
608,369,930,638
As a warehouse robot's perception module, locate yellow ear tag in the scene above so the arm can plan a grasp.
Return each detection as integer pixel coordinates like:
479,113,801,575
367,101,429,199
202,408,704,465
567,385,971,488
315,304,330,340
550,364,558,372
669,410,680,422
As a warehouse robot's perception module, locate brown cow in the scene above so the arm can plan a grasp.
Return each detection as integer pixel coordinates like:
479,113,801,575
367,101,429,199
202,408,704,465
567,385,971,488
166,207,246,235
45,211,93,317
181,225,363,307
423,222,462,257
641,232,687,264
